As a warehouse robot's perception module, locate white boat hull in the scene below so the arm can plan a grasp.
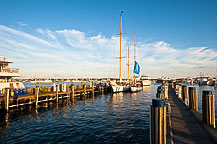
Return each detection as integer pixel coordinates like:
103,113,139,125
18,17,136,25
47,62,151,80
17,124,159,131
112,85,130,93
30,80,52,83
131,86,142,92
142,80,151,86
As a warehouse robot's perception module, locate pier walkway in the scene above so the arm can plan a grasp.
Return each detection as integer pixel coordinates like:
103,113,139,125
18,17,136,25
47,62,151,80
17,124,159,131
168,88,215,144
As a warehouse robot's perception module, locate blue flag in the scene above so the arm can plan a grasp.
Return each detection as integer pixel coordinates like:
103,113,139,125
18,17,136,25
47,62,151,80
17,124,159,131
133,61,140,74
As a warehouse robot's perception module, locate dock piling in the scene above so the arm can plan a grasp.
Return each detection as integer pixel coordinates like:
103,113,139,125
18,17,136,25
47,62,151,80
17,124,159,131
188,87,198,111
56,83,59,103
4,88,10,112
178,85,182,99
162,84,168,99
92,81,94,97
84,85,86,96
10,83,14,97
71,82,75,98
156,89,165,99
156,86,165,99
182,85,188,105
202,90,215,128
35,83,39,107
52,83,56,92
151,98,166,144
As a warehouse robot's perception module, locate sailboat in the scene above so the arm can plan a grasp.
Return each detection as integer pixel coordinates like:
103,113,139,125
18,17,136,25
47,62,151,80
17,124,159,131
111,11,130,93
130,33,142,92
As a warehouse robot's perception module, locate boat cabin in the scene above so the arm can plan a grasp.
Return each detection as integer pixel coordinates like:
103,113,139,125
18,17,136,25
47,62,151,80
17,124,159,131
0,56,20,82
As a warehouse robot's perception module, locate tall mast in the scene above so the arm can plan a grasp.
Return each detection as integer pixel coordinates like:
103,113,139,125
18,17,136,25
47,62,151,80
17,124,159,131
120,11,123,81
128,47,129,80
134,32,136,62
174,57,176,80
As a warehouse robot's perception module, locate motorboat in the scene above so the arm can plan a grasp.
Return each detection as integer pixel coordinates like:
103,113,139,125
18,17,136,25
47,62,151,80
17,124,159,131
0,56,25,96
141,74,151,86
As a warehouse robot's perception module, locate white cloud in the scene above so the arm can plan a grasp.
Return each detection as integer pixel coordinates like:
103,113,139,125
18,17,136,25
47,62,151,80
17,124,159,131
0,24,216,78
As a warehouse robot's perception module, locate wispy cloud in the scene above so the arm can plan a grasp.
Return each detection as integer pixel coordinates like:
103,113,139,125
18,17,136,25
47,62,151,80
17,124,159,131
16,21,28,26
0,25,216,78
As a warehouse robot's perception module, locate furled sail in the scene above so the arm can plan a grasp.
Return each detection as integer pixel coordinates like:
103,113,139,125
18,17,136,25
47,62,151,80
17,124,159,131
133,61,140,74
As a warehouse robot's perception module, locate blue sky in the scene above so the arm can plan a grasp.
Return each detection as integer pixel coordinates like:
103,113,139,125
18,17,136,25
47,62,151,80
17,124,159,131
0,0,217,78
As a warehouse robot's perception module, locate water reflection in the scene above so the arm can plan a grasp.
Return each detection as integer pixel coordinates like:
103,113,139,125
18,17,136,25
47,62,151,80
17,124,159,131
142,86,151,94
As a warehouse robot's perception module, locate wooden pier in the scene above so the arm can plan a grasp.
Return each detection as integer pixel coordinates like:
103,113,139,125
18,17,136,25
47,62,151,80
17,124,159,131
0,82,109,111
168,87,216,143
151,84,217,144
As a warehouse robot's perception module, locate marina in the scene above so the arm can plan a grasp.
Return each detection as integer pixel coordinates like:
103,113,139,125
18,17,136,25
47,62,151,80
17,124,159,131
0,55,217,143
0,80,217,143
1,1,217,143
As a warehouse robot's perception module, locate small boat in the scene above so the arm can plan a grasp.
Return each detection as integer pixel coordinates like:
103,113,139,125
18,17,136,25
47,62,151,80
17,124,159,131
30,79,52,83
130,33,142,92
131,85,142,92
141,74,151,86
0,56,25,95
110,81,130,93
130,61,142,92
110,11,130,93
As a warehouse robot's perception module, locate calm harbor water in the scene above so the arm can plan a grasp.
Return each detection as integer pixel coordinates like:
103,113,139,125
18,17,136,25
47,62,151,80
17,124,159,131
0,83,216,143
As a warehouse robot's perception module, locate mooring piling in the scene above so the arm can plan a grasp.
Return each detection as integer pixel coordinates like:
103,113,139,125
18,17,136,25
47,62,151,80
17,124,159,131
182,85,188,105
202,90,215,128
156,87,165,99
92,81,94,97
71,82,75,98
35,83,39,107
151,98,166,144
188,87,198,111
4,88,10,112
162,84,168,99
56,83,59,103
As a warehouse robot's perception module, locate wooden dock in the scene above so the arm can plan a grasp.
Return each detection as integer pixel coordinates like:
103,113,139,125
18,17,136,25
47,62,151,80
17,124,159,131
168,87,216,143
0,82,110,111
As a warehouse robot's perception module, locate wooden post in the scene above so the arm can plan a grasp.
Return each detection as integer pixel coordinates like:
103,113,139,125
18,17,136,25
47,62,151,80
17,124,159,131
84,85,86,96
188,87,198,111
4,88,10,112
35,84,39,107
182,85,188,105
175,85,179,96
151,98,166,144
178,85,182,99
92,81,94,97
97,84,101,94
202,90,215,128
71,82,75,99
56,83,59,103
156,86,165,99
52,83,56,92
10,83,14,97
61,83,66,92
101,83,104,94
156,89,165,99
162,84,168,99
